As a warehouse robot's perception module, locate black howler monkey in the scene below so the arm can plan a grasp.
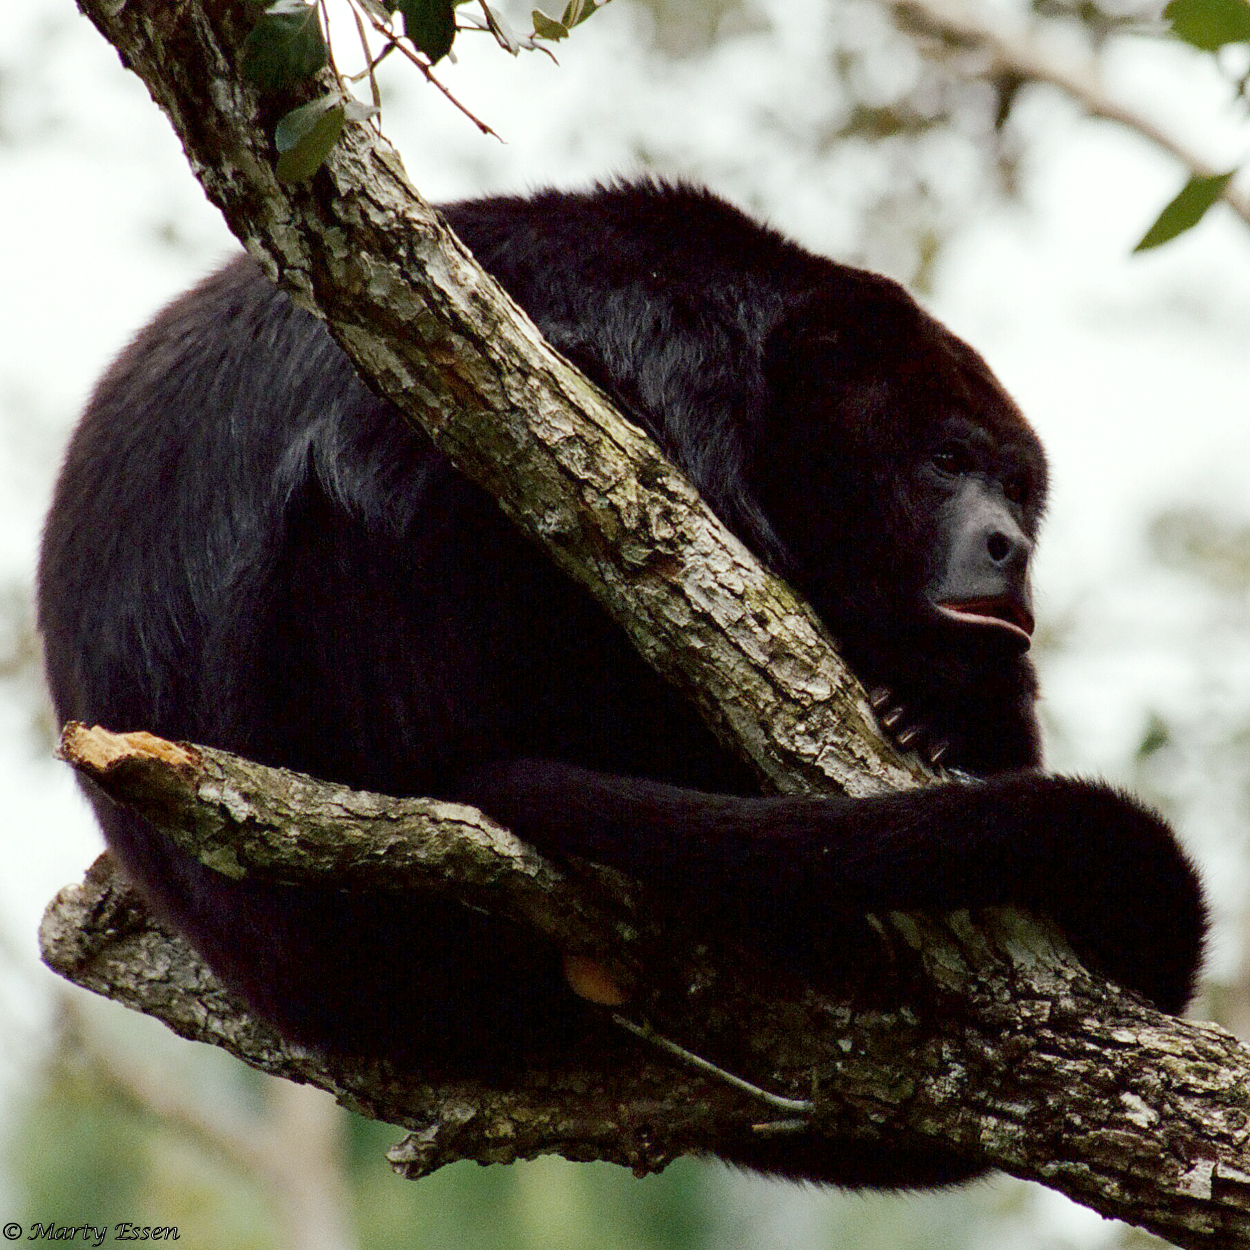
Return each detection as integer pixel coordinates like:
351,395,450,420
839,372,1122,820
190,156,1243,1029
38,181,1206,1187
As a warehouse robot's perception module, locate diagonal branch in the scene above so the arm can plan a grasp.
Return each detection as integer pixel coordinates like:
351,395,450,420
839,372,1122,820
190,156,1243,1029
76,0,919,804
44,0,1250,1244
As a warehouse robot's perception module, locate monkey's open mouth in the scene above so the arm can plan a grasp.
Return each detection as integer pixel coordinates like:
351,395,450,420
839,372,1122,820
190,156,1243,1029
935,598,1034,645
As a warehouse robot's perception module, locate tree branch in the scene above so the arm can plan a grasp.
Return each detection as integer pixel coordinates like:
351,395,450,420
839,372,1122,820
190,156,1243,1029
76,0,919,803
44,0,1250,1243
44,723,1250,1246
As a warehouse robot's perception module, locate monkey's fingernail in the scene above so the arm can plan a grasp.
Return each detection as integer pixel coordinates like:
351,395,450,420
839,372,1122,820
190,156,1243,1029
927,740,949,765
869,687,892,709
897,726,920,746
881,707,905,728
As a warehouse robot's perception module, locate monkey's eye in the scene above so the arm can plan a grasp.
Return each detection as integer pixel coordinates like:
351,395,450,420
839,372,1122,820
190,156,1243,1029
1003,473,1029,506
929,446,968,475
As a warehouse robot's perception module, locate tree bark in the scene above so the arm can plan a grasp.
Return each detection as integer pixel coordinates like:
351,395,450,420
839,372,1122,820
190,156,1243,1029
76,0,921,802
43,1,1250,1244
44,724,1250,1247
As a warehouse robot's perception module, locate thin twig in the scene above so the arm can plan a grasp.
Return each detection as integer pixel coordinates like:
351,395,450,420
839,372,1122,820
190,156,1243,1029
358,11,502,138
611,1013,815,1115
318,0,343,87
347,0,382,113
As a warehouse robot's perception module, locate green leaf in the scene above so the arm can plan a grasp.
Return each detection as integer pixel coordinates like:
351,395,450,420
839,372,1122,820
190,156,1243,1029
243,1,328,95
532,8,569,38
274,93,340,152
1164,0,1250,50
275,100,346,181
1133,170,1237,252
561,0,601,27
397,0,457,62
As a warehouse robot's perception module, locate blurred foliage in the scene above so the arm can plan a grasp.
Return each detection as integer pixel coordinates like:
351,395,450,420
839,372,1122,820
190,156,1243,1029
1136,710,1172,759
237,0,1053,281
1031,0,1160,44
0,579,56,752
1148,505,1250,594
6,1021,713,1250
1130,506,1250,817
1122,504,1250,1058
350,1129,711,1250
4,1006,1075,1250
628,0,753,55
7,1046,275,1250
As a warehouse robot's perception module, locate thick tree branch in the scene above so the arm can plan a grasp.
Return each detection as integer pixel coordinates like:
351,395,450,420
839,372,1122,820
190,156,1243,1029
43,0,1250,1244
74,0,919,804
44,724,1250,1247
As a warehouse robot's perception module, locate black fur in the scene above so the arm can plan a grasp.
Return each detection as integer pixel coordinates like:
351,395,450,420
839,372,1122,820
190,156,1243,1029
38,182,1206,1186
